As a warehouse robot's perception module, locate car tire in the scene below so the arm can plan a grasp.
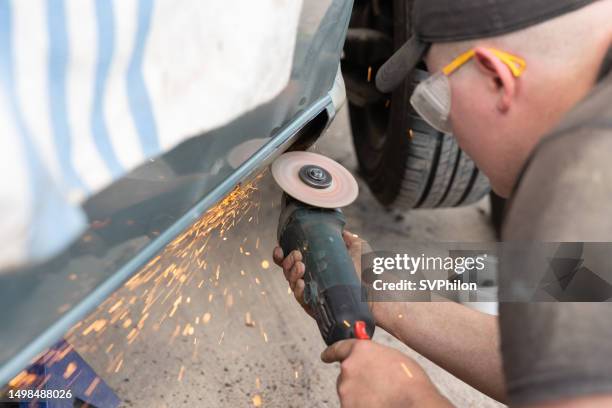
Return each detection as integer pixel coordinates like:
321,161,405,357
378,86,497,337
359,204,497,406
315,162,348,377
342,0,490,209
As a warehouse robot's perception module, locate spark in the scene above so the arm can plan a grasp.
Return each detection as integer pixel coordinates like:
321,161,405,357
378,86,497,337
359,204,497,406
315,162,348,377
261,260,270,269
114,358,123,373
84,377,100,397
168,296,182,317
400,362,414,379
182,324,193,336
108,300,123,313
63,362,77,379
82,319,107,335
252,394,263,407
8,371,38,388
245,312,255,327
126,328,139,344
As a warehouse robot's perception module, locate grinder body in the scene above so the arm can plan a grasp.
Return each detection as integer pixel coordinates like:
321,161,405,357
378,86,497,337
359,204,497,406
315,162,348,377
278,194,375,345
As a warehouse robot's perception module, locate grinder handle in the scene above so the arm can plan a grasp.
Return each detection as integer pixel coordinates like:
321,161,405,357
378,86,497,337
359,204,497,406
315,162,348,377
279,208,375,345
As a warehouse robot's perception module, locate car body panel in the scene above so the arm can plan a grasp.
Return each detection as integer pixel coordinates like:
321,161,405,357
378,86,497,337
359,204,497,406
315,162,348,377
0,0,352,386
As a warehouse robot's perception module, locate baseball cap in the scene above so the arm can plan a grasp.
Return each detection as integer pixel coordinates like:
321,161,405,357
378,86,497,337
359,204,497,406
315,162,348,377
375,0,599,93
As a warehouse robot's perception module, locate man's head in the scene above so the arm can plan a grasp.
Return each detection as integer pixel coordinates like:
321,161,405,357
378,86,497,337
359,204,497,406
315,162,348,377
377,0,612,197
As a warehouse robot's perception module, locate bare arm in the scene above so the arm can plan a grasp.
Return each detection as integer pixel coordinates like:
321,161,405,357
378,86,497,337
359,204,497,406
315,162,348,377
372,301,506,403
273,233,506,403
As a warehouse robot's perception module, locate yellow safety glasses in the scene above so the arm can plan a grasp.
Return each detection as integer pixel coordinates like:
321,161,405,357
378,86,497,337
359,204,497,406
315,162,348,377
410,48,526,133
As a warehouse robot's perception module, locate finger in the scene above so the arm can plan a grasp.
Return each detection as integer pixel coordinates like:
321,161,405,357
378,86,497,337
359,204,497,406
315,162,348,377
289,261,305,283
273,247,284,266
285,260,296,284
321,339,358,363
294,278,306,307
284,259,303,285
287,262,303,290
342,230,359,248
282,250,302,272
343,231,374,256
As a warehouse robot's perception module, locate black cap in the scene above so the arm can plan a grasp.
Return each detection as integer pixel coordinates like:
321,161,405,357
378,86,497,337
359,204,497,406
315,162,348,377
376,0,599,93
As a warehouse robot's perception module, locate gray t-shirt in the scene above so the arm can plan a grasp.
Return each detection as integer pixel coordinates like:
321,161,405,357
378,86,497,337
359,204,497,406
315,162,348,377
499,50,612,406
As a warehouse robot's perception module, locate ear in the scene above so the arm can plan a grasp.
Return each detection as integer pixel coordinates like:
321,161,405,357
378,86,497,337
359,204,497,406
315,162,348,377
473,47,517,113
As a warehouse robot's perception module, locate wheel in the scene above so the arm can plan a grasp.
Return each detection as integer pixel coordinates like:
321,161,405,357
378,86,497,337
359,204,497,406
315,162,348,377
342,0,490,209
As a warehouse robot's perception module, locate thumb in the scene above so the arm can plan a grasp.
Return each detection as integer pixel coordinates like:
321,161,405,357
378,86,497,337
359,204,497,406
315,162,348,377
321,339,358,363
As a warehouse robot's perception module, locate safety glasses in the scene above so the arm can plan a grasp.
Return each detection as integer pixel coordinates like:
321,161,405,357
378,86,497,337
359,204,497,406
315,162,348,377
410,48,526,133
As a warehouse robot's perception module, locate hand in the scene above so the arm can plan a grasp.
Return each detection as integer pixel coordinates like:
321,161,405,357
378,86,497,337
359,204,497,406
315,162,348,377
272,230,370,318
321,339,453,408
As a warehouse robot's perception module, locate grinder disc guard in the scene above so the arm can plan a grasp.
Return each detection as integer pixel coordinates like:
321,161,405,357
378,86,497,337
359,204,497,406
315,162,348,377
271,151,358,208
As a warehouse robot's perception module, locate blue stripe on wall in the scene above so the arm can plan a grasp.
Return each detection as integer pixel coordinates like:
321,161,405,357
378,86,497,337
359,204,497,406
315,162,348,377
47,0,88,192
0,1,86,256
92,0,124,177
0,1,42,209
127,0,160,158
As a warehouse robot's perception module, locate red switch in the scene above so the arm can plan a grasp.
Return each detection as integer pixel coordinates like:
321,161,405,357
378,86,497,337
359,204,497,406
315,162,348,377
354,320,370,340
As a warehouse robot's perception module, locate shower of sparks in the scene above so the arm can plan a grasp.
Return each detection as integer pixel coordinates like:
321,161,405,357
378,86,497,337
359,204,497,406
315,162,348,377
7,173,270,402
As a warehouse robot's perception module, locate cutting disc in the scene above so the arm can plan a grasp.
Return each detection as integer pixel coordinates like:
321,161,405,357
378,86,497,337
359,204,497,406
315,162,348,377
271,151,358,208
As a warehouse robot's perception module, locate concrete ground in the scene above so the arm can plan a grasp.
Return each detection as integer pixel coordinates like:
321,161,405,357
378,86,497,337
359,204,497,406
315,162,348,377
70,107,502,407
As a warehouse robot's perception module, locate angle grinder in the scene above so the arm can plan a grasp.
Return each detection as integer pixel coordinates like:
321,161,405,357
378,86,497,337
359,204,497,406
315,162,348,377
271,151,375,345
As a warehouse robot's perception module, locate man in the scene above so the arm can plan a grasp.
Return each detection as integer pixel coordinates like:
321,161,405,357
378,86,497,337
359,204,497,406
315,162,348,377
274,0,612,406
